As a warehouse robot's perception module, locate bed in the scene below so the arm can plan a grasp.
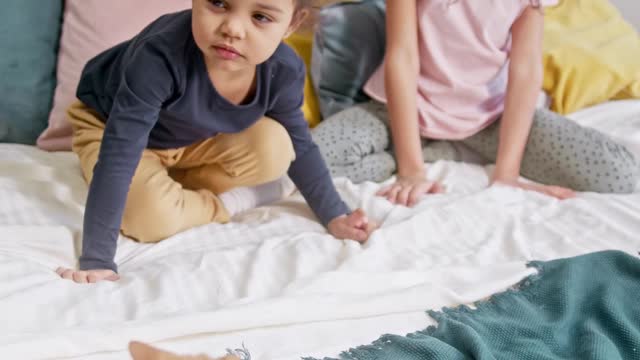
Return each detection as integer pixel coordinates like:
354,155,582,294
1,100,639,359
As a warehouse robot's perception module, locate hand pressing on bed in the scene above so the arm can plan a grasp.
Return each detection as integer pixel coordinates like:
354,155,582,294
328,208,378,243
377,174,444,207
56,267,120,283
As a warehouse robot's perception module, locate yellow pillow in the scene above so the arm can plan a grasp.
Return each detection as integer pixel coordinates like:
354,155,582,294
543,0,640,114
284,32,322,128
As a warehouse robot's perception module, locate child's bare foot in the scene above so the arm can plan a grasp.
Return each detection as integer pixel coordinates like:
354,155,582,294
129,341,240,360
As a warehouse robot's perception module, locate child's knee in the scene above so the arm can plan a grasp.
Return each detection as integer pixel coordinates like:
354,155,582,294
68,101,105,151
329,151,396,183
121,188,183,243
249,119,295,181
569,156,638,194
312,103,390,165
596,144,639,193
600,160,639,194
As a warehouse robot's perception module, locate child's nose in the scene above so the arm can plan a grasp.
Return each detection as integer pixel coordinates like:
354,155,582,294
219,15,245,40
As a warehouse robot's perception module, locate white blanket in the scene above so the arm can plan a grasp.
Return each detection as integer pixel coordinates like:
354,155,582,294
1,101,639,360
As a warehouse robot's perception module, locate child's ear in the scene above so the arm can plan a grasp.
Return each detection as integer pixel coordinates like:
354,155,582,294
284,8,310,38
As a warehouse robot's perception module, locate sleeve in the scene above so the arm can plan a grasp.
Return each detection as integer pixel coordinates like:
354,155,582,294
266,60,351,226
78,44,175,272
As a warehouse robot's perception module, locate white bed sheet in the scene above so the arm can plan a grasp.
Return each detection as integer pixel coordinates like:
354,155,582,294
1,100,639,360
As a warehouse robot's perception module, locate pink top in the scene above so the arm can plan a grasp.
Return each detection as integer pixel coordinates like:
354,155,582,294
364,0,558,140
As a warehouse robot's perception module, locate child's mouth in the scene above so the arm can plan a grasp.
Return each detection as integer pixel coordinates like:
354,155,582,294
213,45,240,60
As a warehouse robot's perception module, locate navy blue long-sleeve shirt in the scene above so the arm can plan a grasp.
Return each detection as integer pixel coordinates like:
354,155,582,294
76,10,349,272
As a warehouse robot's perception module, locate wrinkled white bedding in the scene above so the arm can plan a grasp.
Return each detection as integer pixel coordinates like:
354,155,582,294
1,100,639,360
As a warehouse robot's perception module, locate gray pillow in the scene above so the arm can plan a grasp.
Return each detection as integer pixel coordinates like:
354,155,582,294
311,0,386,119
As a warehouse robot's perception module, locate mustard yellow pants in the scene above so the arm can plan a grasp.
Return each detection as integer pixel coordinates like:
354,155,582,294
68,101,295,243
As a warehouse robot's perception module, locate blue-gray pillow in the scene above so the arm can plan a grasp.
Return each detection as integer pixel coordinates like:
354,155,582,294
0,1,63,144
311,0,386,118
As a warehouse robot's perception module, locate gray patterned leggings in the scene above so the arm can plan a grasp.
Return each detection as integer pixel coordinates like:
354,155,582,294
312,101,639,193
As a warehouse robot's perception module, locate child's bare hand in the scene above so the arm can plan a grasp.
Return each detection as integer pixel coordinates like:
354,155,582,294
493,179,575,200
327,209,378,243
56,267,120,283
377,175,444,207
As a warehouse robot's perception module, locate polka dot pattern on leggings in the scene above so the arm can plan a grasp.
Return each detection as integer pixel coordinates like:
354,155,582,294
461,108,639,193
312,102,396,183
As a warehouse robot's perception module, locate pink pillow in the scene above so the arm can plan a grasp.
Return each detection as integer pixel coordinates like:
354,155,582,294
37,1,191,151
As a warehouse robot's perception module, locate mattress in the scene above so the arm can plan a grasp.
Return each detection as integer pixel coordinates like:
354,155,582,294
1,100,639,359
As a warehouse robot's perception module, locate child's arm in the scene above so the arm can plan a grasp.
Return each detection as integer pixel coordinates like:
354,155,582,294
493,7,544,183
269,58,376,242
376,1,442,206
492,6,574,199
58,105,159,283
58,50,173,283
384,1,421,176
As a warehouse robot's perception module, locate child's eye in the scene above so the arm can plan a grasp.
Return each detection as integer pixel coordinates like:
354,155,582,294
253,13,273,23
207,0,227,9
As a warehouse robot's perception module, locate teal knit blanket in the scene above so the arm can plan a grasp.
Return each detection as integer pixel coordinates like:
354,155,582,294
306,250,640,360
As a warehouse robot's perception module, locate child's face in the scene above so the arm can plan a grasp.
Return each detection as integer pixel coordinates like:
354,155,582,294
192,0,301,73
